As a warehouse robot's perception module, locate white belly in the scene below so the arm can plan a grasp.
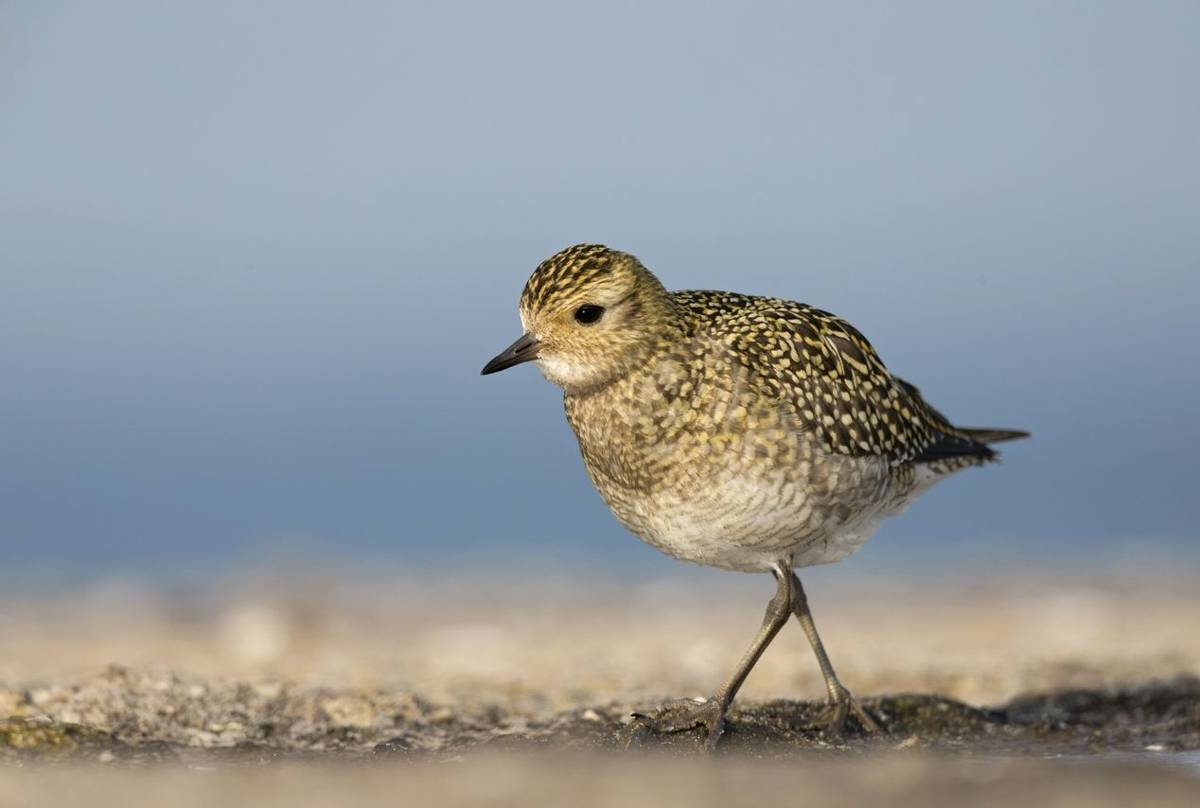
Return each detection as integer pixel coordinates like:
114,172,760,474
598,455,903,573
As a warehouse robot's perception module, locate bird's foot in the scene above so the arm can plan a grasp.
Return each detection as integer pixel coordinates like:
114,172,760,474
622,696,727,751
819,684,882,737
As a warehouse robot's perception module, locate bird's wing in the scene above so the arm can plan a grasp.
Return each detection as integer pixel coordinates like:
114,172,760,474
719,298,996,465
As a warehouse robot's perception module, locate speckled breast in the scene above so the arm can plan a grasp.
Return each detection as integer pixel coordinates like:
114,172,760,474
564,352,901,573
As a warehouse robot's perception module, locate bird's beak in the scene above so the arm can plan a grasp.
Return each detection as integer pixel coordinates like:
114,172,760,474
481,332,541,375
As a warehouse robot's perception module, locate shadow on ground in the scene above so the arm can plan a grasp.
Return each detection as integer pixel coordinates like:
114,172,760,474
2,671,1198,765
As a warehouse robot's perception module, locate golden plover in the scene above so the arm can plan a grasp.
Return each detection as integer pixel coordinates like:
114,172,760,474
482,244,1027,748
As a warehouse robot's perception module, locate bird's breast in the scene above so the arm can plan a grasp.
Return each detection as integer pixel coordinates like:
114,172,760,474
563,363,898,570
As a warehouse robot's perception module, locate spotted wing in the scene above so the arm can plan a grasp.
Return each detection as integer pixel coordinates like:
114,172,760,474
679,291,995,466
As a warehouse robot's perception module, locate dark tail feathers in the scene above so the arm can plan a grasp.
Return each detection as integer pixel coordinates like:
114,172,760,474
913,426,1029,463
957,427,1031,445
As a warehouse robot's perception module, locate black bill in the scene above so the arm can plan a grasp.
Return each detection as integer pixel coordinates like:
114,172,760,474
480,332,541,375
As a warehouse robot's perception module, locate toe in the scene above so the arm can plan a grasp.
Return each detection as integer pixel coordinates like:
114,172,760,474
848,700,882,734
624,697,728,750
819,685,883,736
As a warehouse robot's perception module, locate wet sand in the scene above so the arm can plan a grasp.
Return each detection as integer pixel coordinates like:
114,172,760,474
2,753,1200,808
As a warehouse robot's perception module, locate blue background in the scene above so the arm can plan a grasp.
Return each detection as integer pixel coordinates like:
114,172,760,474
3,1,1197,578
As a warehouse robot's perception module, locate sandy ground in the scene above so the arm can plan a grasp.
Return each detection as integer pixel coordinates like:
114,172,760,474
2,564,1199,804
4,566,1198,708
2,754,1200,808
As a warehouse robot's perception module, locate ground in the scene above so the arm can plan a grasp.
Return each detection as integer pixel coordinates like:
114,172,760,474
1,564,1198,805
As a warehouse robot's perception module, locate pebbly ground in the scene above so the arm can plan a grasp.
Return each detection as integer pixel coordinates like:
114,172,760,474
2,666,1199,764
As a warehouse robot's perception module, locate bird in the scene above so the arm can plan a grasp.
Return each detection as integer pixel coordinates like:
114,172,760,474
481,243,1027,749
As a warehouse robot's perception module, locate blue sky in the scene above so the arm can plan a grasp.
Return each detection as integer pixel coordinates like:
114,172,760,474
2,1,1198,578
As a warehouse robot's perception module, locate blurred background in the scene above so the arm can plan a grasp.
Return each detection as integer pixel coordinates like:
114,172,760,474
2,0,1198,585
4,10,1200,796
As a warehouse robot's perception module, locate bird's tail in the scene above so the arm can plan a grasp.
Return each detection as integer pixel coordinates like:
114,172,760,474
957,427,1030,445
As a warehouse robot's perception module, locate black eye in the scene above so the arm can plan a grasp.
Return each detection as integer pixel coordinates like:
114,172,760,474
574,304,604,324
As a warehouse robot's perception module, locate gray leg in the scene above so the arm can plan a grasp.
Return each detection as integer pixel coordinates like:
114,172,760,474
790,572,881,734
713,562,793,713
627,563,794,750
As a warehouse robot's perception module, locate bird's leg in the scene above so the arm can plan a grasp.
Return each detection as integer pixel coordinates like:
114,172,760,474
789,572,881,735
627,563,794,751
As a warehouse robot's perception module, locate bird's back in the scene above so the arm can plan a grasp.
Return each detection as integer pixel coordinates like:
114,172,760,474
671,290,1026,469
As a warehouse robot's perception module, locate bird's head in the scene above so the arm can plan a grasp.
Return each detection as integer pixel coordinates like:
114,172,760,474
481,244,679,395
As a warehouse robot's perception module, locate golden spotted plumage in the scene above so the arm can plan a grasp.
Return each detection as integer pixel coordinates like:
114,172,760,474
512,244,1027,572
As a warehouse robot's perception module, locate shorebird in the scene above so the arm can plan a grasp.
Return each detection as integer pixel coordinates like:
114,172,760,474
481,244,1027,749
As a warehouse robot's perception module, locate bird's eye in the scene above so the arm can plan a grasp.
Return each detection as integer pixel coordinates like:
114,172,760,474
574,305,604,324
